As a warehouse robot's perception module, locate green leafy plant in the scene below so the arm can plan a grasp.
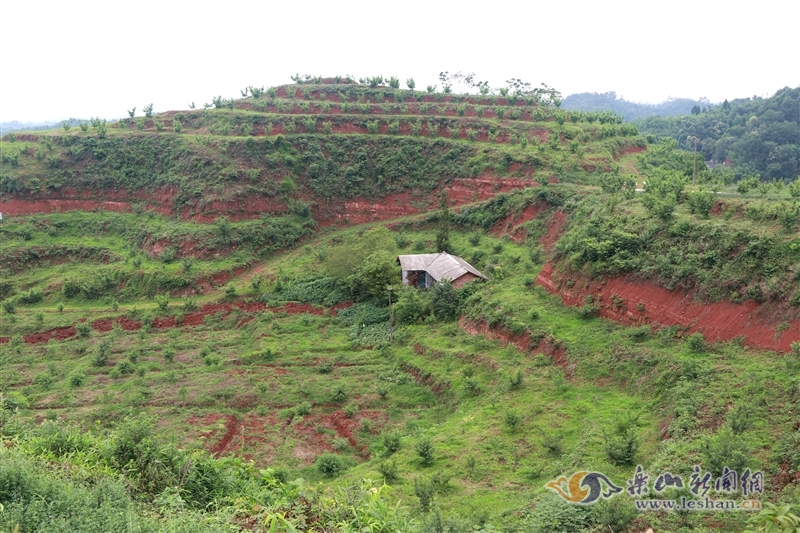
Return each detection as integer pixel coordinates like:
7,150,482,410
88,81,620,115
756,502,800,533
316,453,345,477
415,437,435,466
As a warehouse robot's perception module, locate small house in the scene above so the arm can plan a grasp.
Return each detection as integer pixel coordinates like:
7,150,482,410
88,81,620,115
398,252,487,289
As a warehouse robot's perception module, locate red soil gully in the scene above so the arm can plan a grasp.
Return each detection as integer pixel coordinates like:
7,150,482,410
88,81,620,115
0,301,353,345
209,415,240,457
535,263,800,353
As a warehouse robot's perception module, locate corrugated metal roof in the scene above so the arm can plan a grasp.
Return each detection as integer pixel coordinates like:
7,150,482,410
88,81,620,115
398,253,487,282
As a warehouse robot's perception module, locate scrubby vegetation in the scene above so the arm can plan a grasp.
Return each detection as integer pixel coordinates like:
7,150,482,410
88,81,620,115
1,74,798,532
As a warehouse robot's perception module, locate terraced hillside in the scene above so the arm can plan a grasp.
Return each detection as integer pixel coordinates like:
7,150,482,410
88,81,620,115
1,78,799,533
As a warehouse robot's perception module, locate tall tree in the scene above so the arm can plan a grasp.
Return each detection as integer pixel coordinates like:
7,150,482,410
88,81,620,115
435,191,451,253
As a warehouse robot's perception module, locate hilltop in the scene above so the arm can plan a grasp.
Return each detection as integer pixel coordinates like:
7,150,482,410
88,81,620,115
1,76,799,533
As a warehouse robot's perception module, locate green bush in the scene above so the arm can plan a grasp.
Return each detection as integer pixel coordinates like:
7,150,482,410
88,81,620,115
316,453,345,477
590,497,637,533
377,459,399,484
68,371,86,388
294,401,311,417
92,339,111,367
728,403,755,434
431,279,460,321
504,410,521,432
155,295,169,313
331,385,347,403
604,428,639,466
701,428,749,476
0,299,15,314
414,477,435,512
393,287,431,324
687,332,706,352
415,437,435,466
528,493,592,533
381,432,401,456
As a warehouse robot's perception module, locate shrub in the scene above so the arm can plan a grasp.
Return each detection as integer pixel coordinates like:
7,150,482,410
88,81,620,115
155,295,169,313
331,385,347,403
182,296,198,312
316,453,345,477
76,321,91,338
528,494,592,533
294,401,311,417
414,478,435,512
604,427,639,466
463,377,481,396
538,428,563,456
577,295,598,318
701,428,749,476
224,284,236,299
92,339,111,367
687,332,706,352
415,437,435,466
504,410,521,432
590,497,637,533
727,403,755,435
509,369,524,390
0,299,15,314
68,371,86,388
378,459,399,483
382,432,401,456
431,280,460,321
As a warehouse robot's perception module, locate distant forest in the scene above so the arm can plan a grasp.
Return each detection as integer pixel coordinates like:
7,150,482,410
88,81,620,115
635,86,799,180
0,118,87,134
562,92,710,121
564,87,800,180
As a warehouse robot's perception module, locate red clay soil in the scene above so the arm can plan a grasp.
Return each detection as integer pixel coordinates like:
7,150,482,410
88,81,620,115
535,263,800,353
614,145,647,159
491,202,546,241
446,177,534,205
540,211,568,250
14,326,77,344
398,361,452,400
458,317,570,375
209,415,240,457
0,198,134,217
1,301,351,346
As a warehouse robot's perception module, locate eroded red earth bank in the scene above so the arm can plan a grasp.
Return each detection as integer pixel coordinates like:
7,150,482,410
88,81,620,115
536,263,800,353
1,175,538,225
0,301,351,345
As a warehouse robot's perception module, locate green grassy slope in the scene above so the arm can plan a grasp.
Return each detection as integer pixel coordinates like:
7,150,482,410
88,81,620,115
1,79,798,533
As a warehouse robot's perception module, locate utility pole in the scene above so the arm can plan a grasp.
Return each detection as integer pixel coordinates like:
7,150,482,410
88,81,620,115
387,286,393,342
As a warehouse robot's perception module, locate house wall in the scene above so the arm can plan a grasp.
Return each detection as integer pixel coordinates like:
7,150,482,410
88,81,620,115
452,272,480,288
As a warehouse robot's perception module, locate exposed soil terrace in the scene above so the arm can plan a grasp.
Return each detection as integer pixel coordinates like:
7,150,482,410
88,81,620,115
535,263,800,353
539,211,568,250
0,301,352,345
491,201,547,241
458,317,570,375
3,173,542,227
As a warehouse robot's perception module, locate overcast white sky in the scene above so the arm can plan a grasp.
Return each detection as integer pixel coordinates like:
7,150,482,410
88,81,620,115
1,0,797,123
